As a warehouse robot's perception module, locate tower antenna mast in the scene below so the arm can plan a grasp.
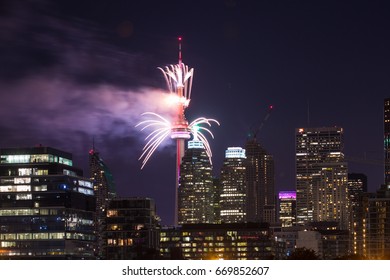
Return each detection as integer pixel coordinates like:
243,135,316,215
178,37,182,65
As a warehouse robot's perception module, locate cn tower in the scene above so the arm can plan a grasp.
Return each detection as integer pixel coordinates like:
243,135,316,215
169,37,191,226
137,37,218,226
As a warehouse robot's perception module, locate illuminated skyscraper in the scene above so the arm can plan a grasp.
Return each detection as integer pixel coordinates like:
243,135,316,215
89,147,116,259
0,146,95,259
384,98,390,184
245,139,275,223
220,147,247,223
278,191,296,227
296,127,349,229
178,139,214,224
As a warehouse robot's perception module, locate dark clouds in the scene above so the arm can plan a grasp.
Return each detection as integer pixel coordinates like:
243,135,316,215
0,0,178,220
0,0,156,87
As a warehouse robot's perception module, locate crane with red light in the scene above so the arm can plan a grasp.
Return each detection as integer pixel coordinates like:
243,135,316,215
248,105,274,141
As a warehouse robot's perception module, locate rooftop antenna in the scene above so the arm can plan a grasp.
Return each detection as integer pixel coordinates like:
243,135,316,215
307,98,310,127
178,36,182,65
89,136,97,155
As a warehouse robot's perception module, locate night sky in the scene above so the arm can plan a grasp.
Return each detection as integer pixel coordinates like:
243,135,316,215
1,0,390,225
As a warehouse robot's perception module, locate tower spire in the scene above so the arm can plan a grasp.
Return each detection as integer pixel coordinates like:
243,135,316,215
178,36,182,65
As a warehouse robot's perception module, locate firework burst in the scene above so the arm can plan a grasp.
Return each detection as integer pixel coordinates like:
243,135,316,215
136,112,219,169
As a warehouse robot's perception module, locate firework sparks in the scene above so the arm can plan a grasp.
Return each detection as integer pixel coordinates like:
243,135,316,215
136,112,171,169
189,118,220,163
136,112,219,168
158,63,194,104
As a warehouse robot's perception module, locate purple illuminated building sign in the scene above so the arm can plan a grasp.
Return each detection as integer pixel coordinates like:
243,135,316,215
279,191,296,200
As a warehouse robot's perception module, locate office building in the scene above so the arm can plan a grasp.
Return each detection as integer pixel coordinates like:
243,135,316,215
245,139,276,223
105,197,160,259
89,147,116,259
0,146,95,259
278,191,296,227
160,223,273,260
178,139,214,224
219,147,247,223
296,127,349,229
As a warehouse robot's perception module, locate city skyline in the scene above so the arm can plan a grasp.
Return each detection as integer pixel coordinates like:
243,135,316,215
0,0,390,225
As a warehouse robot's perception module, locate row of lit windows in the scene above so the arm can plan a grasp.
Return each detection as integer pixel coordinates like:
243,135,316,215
0,185,31,192
0,185,93,196
180,247,247,253
1,154,72,166
0,232,94,241
0,209,62,216
107,238,133,246
220,210,244,214
0,251,68,257
17,168,49,176
1,232,65,240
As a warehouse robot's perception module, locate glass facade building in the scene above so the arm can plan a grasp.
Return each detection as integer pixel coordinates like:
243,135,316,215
0,147,95,259
219,147,247,223
178,140,214,224
295,127,349,229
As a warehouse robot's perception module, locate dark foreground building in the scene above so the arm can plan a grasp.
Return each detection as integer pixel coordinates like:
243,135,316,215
89,147,116,259
0,146,95,259
356,185,390,259
160,223,273,260
105,197,160,259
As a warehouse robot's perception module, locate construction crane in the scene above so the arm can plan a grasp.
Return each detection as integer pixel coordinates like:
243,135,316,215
247,105,273,141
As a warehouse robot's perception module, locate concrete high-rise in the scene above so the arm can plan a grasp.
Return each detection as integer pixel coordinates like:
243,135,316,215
219,147,247,223
0,146,95,259
178,139,214,224
89,147,116,259
245,139,275,223
296,127,349,229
